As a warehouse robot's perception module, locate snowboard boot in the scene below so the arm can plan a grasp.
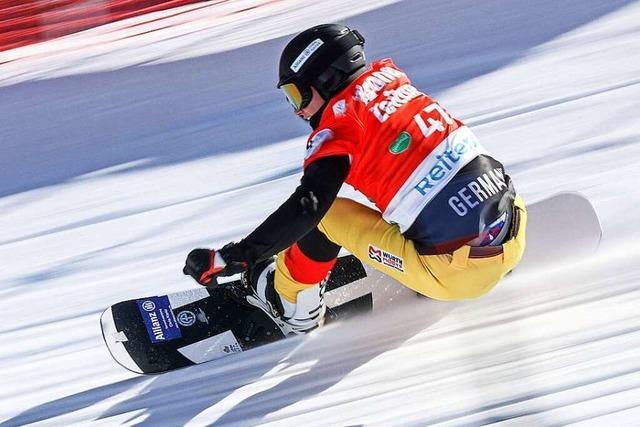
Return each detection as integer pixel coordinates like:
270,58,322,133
242,258,326,335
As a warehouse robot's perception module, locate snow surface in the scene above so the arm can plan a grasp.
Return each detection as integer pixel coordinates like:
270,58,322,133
1,0,640,425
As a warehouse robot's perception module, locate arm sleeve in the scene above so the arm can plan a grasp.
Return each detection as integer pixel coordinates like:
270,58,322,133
235,155,350,264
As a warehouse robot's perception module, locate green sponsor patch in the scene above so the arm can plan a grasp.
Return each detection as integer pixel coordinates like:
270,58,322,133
389,131,412,154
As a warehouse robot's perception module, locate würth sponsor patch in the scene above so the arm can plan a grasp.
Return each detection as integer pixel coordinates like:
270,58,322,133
368,244,404,272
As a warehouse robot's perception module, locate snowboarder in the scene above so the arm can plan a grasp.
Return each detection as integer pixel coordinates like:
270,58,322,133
183,24,527,334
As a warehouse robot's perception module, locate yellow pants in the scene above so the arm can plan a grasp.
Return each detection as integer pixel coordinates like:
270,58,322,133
276,195,527,302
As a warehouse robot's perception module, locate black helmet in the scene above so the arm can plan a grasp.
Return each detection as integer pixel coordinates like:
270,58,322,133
277,24,366,111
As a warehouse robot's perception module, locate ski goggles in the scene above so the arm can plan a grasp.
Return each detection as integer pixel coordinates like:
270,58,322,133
280,82,311,111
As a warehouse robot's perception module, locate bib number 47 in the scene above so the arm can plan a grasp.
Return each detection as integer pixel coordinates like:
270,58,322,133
413,103,455,138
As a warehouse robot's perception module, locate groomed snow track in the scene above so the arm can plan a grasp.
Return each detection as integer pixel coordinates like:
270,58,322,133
1,0,639,425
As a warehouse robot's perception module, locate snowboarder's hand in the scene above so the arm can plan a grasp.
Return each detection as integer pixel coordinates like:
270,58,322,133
183,243,248,285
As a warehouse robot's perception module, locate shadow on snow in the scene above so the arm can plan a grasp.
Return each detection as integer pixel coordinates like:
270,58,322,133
0,0,634,198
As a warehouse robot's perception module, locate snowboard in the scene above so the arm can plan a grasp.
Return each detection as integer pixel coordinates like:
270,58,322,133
101,255,371,374
518,192,602,270
101,192,601,374
304,192,603,311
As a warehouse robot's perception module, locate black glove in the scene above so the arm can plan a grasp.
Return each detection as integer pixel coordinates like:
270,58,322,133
183,243,249,285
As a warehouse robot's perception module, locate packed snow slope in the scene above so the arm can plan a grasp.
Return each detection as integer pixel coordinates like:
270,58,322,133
1,0,640,425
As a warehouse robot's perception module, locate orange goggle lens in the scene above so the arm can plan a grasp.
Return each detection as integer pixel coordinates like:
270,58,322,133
280,83,305,111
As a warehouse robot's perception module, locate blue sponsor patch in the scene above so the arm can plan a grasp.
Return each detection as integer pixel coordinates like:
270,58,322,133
137,296,181,344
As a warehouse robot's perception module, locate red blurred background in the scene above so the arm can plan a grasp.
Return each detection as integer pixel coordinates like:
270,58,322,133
0,0,210,52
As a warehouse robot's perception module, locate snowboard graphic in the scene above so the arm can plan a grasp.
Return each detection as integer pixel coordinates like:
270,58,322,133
101,192,601,374
101,255,370,374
